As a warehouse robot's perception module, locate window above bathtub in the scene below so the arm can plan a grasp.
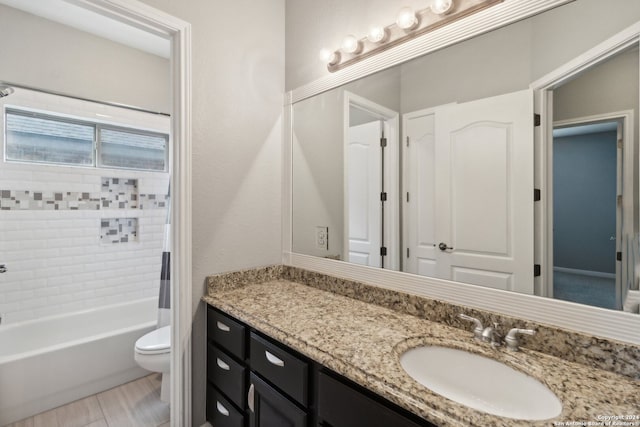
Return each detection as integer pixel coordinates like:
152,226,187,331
4,108,169,172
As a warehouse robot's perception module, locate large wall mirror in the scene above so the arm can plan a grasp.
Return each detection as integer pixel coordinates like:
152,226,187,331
291,0,640,320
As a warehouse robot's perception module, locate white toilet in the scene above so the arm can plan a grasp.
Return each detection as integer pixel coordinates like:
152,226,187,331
134,325,171,402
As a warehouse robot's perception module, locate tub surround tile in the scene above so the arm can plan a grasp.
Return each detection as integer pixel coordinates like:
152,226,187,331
204,266,640,427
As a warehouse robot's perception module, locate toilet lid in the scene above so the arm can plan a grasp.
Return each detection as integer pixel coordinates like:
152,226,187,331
135,325,171,355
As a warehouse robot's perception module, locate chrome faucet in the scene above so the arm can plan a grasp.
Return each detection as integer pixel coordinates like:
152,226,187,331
458,313,483,340
481,323,503,348
505,328,536,351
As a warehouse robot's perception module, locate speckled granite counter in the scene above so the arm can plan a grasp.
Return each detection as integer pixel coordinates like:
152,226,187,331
202,269,640,427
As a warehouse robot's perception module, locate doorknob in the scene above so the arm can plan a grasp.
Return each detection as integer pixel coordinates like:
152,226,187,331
438,242,454,251
0,264,6,273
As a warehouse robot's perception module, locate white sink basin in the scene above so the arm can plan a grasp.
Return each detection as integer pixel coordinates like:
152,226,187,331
400,346,562,420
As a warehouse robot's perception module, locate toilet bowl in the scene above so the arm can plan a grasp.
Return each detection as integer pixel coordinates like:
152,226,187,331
134,325,171,402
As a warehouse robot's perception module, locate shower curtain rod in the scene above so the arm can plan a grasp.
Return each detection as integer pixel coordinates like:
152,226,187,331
0,80,170,117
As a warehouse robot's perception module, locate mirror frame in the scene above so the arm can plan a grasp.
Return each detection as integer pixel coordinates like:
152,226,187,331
283,0,640,345
70,0,193,424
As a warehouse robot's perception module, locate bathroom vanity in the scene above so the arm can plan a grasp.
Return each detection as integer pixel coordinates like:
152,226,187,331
202,266,639,427
206,306,432,427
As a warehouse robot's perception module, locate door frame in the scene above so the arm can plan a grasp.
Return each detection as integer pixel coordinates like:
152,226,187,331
552,113,633,309
72,1,193,425
343,91,399,270
531,22,640,303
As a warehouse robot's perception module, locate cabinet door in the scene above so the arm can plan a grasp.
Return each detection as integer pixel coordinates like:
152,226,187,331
249,372,307,427
318,372,431,427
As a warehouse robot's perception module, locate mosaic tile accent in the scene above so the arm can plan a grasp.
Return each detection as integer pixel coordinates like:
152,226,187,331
100,217,138,243
139,193,169,209
0,184,167,211
101,177,138,209
0,190,100,210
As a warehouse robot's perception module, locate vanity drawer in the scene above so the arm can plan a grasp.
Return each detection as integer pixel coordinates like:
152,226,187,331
208,308,246,360
249,332,308,406
207,384,245,427
207,343,246,408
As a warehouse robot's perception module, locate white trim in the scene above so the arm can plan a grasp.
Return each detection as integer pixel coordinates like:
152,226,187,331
554,266,616,280
287,0,572,105
551,111,634,309
68,1,193,425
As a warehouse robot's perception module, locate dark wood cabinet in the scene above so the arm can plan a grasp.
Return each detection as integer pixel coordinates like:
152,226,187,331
206,305,436,427
249,372,307,427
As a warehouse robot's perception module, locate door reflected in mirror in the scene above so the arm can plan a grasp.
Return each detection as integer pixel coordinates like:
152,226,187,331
291,0,640,313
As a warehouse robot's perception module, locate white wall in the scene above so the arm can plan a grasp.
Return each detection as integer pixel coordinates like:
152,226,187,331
0,89,170,324
292,67,400,258
0,4,170,113
136,1,285,424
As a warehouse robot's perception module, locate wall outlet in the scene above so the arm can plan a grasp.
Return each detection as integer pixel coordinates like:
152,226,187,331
315,226,329,250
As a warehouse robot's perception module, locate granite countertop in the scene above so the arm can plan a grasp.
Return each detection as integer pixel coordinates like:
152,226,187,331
202,279,639,427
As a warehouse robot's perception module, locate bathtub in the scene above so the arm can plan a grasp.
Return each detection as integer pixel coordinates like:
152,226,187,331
0,297,158,426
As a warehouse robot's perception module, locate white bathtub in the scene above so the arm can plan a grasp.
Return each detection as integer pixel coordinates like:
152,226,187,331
0,297,158,426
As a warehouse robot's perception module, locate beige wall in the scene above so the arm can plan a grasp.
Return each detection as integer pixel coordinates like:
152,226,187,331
0,4,170,113
137,1,285,424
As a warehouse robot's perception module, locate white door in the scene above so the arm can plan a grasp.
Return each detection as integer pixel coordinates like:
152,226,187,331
404,90,534,293
348,120,382,266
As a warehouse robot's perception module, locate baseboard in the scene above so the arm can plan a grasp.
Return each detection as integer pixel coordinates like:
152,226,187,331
553,266,616,279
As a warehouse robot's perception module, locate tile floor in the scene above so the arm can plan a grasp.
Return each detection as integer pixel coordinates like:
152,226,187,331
6,374,169,427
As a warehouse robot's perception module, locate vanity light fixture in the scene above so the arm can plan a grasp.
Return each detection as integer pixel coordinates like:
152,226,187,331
396,7,419,30
321,0,503,73
367,26,389,44
341,34,362,54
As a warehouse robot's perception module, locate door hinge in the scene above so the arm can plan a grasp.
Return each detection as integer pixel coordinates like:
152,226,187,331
406,136,410,147
617,195,622,205
534,264,541,277
406,192,410,203
380,192,387,202
380,137,387,148
406,248,410,258
534,114,541,127
618,139,623,149
534,189,541,202
617,252,622,262
380,247,387,257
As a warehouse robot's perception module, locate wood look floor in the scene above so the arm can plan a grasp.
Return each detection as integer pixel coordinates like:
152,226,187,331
6,374,169,427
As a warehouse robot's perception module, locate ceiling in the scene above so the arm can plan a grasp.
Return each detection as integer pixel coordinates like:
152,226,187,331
0,0,170,58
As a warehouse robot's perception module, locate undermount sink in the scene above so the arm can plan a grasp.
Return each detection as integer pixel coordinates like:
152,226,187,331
400,346,562,420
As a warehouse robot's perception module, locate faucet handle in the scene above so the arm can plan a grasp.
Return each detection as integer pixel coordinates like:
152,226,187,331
505,328,536,351
458,313,483,340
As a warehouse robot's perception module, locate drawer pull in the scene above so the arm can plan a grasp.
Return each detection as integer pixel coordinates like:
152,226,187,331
216,358,230,371
216,321,230,332
265,350,285,367
248,383,255,413
216,401,229,416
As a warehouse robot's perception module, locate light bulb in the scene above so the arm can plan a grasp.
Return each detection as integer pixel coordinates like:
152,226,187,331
319,48,340,65
341,34,362,54
396,7,418,30
367,26,388,44
431,0,453,15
